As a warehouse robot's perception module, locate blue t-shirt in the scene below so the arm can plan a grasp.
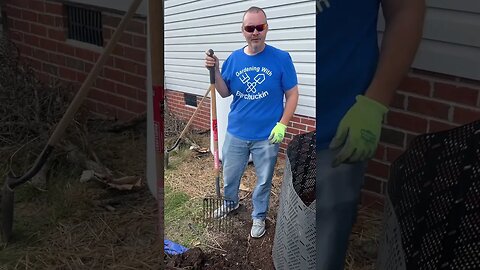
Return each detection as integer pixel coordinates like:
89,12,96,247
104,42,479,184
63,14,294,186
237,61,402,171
316,0,381,149
221,44,298,140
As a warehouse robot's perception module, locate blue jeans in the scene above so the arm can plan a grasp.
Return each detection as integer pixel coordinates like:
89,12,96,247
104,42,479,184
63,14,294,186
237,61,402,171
222,132,280,220
316,148,367,270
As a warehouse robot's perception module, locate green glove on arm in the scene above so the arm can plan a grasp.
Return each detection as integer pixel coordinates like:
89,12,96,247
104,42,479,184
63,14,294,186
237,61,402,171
268,122,287,144
329,95,388,167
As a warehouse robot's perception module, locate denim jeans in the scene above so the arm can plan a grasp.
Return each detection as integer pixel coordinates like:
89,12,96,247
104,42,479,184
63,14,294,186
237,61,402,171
316,148,367,270
222,132,280,220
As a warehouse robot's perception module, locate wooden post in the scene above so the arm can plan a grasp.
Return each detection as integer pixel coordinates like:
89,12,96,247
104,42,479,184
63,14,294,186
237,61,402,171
148,0,164,266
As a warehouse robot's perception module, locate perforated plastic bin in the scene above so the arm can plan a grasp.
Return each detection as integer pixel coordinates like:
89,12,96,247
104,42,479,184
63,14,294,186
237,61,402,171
377,120,480,270
272,131,316,270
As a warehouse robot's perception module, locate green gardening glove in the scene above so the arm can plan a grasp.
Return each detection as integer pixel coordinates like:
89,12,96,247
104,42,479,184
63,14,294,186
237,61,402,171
268,122,287,144
329,95,388,167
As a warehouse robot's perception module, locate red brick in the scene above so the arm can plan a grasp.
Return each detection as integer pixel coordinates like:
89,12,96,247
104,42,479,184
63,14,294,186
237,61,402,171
367,159,390,180
112,45,124,57
126,99,147,113
428,120,458,133
85,63,94,72
45,3,63,15
120,33,133,46
38,14,55,26
433,82,479,107
29,23,46,36
5,6,22,18
10,0,29,8
57,43,74,55
14,19,30,32
33,48,49,61
407,96,450,120
300,117,315,126
29,1,45,12
76,72,87,82
59,67,77,81
363,176,384,195
374,144,386,160
8,31,23,42
124,73,145,89
95,78,116,91
24,33,40,46
306,126,315,132
386,111,428,133
104,67,125,83
292,122,306,130
116,109,136,121
391,93,406,110
137,64,147,75
26,57,42,70
89,88,126,108
398,76,431,96
453,107,480,125
65,56,84,71
126,20,145,35
54,16,64,28
116,84,138,99
114,57,137,73
75,48,96,63
42,63,58,76
133,35,147,48
39,38,57,51
386,147,404,162
291,116,301,123
18,44,33,56
124,47,145,62
138,90,147,101
22,10,38,22
48,28,65,41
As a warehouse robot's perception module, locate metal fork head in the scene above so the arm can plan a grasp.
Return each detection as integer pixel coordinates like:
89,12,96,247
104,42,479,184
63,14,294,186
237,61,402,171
202,197,236,233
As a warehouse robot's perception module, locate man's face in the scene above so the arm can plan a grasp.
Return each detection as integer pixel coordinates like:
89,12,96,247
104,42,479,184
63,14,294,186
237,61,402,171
242,11,268,52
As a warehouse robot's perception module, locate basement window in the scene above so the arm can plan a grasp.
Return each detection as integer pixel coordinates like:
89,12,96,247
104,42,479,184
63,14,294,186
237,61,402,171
66,5,103,46
184,93,197,107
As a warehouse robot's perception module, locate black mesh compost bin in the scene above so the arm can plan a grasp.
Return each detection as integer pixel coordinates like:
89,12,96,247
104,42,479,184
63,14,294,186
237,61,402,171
377,120,480,270
273,131,316,270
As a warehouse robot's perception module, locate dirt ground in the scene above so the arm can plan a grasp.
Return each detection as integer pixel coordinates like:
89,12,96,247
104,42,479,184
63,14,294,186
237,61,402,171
0,113,382,269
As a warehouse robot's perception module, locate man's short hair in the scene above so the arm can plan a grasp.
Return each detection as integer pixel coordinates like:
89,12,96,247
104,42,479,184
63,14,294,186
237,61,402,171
243,6,267,22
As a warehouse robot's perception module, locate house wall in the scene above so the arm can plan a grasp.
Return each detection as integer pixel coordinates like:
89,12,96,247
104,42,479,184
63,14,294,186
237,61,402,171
2,0,148,121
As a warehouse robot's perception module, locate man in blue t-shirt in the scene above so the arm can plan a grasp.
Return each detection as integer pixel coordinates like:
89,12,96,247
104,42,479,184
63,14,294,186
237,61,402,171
205,6,299,238
316,0,425,269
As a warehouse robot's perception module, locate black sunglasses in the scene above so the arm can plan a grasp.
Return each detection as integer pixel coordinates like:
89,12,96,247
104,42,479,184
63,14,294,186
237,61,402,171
243,24,267,33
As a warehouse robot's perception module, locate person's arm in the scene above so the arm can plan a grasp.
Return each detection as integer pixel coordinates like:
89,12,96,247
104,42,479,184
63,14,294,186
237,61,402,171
330,0,425,167
279,86,299,126
268,86,299,144
205,53,231,98
365,0,426,105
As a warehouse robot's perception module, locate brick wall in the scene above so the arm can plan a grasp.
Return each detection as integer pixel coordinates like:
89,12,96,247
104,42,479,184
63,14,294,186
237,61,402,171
3,0,147,121
361,69,480,207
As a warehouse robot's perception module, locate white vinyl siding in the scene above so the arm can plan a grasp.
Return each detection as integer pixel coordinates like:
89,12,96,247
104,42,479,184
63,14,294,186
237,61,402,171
164,0,316,117
378,0,480,80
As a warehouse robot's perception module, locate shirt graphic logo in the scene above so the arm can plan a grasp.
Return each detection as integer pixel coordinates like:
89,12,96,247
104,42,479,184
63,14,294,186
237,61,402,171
234,66,272,100
239,73,266,93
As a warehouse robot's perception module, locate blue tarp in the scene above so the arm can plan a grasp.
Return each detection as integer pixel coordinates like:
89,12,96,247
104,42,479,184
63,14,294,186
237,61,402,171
164,239,189,255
